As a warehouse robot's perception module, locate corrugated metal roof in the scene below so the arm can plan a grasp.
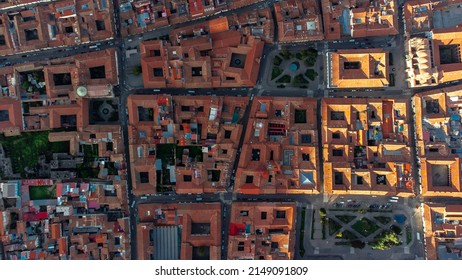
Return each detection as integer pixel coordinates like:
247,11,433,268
151,226,180,260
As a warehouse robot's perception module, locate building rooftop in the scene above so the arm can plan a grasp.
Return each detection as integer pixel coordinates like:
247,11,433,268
128,94,247,195
140,18,264,89
405,26,462,87
118,0,262,37
235,97,320,195
322,98,414,196
322,0,399,40
423,203,462,260
0,179,130,260
228,202,296,260
0,0,114,55
328,48,389,88
414,85,462,197
274,0,323,43
404,0,462,36
136,203,221,260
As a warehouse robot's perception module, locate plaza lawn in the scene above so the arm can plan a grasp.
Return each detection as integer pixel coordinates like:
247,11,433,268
352,218,380,237
335,230,357,240
293,74,309,87
29,185,56,200
336,215,356,224
406,226,412,244
329,219,342,236
374,216,392,225
276,75,291,84
273,55,282,66
271,67,283,80
305,69,318,81
299,207,306,256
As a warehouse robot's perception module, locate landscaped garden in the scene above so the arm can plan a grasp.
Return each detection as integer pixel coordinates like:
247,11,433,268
336,215,356,224
351,218,380,237
374,216,392,225
0,132,70,177
270,48,319,88
311,207,411,253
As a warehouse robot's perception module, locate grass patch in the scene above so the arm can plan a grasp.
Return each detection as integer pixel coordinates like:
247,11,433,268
406,226,412,244
280,50,293,60
299,207,306,257
328,219,342,236
336,215,356,224
352,218,380,237
0,132,72,177
293,74,309,87
29,185,56,200
271,67,283,80
390,225,402,235
304,69,318,81
311,208,315,240
274,55,282,66
276,75,291,84
389,73,395,86
304,57,316,67
374,216,392,225
335,230,357,240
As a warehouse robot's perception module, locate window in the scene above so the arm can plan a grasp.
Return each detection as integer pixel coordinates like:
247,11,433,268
302,153,310,161
95,20,105,31
181,106,190,112
106,142,113,151
224,130,232,139
153,68,163,77
332,132,341,139
0,110,9,122
89,66,106,79
333,149,343,157
192,67,202,77
25,29,39,41
376,175,386,185
344,61,361,69
334,172,343,185
238,241,244,251
139,172,149,183
251,149,260,161
261,212,267,220
356,176,363,185
301,134,311,144
330,111,345,121
183,175,192,182
240,211,248,216
270,150,274,160
197,106,204,112
276,210,286,219
222,149,228,154
245,175,254,184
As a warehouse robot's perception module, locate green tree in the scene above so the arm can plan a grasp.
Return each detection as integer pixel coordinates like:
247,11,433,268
132,66,142,76
22,81,31,90
371,230,400,250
